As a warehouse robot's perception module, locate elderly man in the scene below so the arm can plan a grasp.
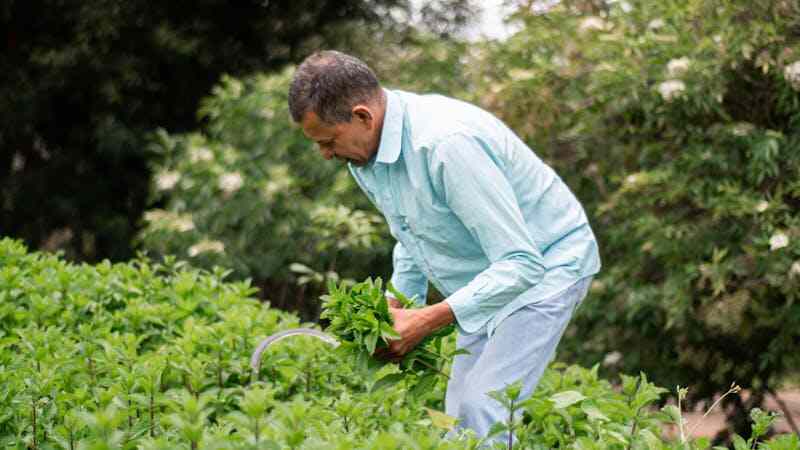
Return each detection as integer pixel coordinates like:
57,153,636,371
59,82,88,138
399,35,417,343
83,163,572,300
288,50,600,440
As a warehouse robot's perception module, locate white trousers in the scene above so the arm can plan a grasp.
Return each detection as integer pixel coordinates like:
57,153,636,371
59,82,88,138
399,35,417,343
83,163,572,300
445,276,592,442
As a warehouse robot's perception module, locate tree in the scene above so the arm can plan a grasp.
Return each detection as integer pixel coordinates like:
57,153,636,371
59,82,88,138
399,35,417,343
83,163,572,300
1,0,468,262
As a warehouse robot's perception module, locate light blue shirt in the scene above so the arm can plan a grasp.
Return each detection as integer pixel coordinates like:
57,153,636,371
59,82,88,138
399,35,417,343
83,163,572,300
348,89,601,337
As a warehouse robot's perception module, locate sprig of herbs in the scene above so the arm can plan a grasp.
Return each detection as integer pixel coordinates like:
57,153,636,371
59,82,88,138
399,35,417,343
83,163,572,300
320,277,454,385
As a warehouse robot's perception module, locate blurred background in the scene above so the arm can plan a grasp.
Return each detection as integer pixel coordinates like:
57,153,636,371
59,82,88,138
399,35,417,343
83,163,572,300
2,0,799,442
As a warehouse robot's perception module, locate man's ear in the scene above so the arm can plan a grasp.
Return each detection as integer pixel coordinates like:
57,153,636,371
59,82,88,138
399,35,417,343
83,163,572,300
352,106,373,127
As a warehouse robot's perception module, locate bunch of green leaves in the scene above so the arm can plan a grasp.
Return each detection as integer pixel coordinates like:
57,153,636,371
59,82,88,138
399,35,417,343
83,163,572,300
320,278,454,387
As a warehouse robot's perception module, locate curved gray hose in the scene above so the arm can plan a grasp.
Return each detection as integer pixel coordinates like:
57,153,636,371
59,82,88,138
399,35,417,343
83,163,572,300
250,328,340,381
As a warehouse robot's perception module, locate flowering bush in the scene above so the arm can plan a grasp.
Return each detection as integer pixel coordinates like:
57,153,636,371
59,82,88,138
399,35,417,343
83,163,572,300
138,70,390,320
474,0,800,437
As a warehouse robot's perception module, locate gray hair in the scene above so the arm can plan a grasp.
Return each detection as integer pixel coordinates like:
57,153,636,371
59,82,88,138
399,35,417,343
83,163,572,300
288,50,382,124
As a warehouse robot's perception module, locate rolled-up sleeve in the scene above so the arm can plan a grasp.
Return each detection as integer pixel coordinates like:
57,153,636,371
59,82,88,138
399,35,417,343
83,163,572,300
388,241,428,307
431,133,546,333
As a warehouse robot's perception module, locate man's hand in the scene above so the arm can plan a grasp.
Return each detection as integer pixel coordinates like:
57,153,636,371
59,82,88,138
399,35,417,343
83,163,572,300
376,302,455,360
386,297,403,309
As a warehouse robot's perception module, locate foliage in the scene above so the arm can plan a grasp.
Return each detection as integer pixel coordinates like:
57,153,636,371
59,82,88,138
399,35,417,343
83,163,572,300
320,278,455,391
474,0,800,437
137,70,391,321
0,0,476,263
137,35,475,319
1,238,796,448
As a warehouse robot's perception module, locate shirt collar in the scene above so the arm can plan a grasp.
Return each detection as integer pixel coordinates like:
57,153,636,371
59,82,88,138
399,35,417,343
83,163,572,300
374,88,403,164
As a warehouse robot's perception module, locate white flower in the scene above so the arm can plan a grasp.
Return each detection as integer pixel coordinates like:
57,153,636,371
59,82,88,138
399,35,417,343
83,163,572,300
144,210,195,232
590,280,605,293
603,351,622,366
144,210,169,223
783,61,800,91
731,122,755,136
657,79,686,101
769,232,789,251
625,174,639,185
790,261,800,278
755,201,769,213
667,57,691,77
156,171,180,191
219,172,244,194
173,216,195,232
579,16,607,32
12,153,24,172
647,18,665,30
259,108,275,120
189,147,213,163
509,68,536,81
188,239,225,257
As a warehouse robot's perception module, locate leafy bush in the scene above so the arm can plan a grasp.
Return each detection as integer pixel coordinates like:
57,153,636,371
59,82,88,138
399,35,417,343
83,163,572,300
2,238,797,448
136,0,800,438
475,0,800,437
138,70,390,321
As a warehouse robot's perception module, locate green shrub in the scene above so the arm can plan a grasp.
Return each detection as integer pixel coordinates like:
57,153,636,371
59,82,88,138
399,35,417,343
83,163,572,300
475,0,800,437
2,238,796,448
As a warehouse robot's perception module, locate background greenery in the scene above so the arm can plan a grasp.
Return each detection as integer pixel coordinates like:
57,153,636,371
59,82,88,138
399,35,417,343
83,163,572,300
3,0,799,442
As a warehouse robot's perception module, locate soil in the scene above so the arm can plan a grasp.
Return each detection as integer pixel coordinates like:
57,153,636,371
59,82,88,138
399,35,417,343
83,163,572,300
663,389,800,440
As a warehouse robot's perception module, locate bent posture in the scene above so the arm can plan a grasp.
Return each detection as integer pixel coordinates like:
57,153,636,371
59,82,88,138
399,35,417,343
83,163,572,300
288,50,601,440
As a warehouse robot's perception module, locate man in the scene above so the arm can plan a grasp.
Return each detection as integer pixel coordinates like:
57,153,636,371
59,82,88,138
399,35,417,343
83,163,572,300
288,50,600,440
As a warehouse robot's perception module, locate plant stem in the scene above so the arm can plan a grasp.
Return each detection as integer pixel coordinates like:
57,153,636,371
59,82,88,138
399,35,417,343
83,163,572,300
677,392,686,443
412,358,450,379
31,398,37,450
627,378,644,449
507,399,514,450
768,389,800,438
416,346,446,360
687,384,741,437
149,390,155,438
217,351,223,389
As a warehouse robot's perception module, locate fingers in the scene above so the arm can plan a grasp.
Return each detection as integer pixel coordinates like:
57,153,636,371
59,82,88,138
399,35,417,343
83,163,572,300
387,298,403,308
373,342,406,362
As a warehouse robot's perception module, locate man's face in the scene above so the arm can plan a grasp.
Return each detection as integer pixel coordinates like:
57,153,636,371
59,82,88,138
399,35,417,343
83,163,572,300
300,109,377,166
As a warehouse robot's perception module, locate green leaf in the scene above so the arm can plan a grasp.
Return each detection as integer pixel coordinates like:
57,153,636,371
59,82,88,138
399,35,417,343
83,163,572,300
371,373,404,392
424,407,458,431
550,390,586,409
732,434,749,450
581,402,609,422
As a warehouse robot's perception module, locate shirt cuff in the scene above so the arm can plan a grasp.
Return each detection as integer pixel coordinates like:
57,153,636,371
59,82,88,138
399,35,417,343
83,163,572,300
444,279,491,334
